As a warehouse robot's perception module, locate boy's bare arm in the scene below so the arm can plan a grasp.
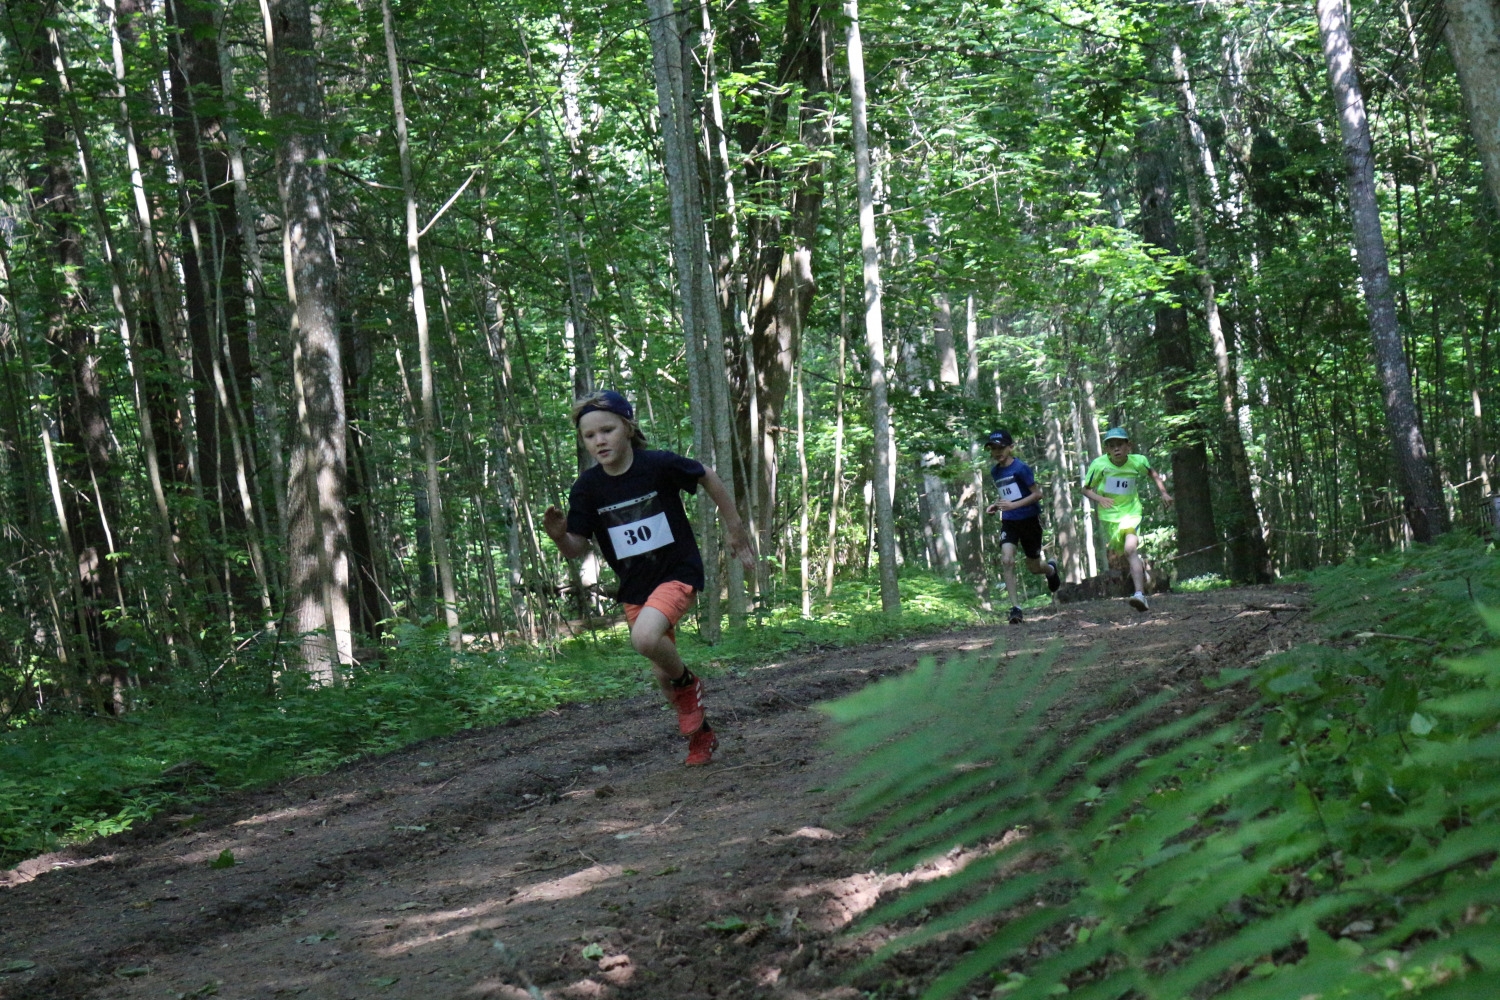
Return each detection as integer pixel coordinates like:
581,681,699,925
542,505,592,559
699,469,755,571
1151,469,1174,506
1081,485,1113,509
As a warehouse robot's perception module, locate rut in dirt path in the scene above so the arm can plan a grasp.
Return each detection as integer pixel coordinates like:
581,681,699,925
0,586,1316,1000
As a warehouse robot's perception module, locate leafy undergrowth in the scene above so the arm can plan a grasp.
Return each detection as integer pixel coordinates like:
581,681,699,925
0,571,993,870
826,534,1500,999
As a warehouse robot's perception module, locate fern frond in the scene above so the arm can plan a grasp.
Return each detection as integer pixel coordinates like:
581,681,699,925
826,629,1500,1000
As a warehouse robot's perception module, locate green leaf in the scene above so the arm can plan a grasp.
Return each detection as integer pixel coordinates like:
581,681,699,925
209,849,235,869
581,943,605,960
0,961,36,974
1410,711,1436,735
702,917,748,932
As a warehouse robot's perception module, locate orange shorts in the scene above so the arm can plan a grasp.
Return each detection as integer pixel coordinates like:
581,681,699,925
623,581,698,644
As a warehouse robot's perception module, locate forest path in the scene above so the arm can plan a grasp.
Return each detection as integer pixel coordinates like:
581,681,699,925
0,586,1317,1000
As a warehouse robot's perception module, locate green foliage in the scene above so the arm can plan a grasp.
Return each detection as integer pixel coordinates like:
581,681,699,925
823,539,1500,998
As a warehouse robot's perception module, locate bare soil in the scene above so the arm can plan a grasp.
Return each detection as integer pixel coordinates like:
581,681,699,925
0,587,1317,1000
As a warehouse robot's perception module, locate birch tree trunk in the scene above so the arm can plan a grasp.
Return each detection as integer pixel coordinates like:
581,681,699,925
645,0,727,639
266,0,353,680
1173,44,1271,583
1316,0,1448,541
383,0,460,650
824,275,848,595
1444,0,1500,218
796,359,812,617
845,0,900,614
1045,373,1081,580
922,291,959,578
955,294,989,599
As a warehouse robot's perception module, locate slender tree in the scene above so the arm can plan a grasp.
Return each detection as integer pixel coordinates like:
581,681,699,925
1443,0,1500,218
383,0,460,650
845,0,899,614
1316,0,1448,542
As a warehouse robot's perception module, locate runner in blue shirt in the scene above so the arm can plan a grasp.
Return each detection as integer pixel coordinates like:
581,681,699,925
984,430,1061,624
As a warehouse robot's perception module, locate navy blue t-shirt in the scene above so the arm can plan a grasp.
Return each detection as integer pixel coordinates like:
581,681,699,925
991,458,1040,521
566,449,706,605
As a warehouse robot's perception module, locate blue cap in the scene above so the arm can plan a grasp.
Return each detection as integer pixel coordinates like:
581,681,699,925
574,389,634,424
1103,426,1130,442
985,430,1013,447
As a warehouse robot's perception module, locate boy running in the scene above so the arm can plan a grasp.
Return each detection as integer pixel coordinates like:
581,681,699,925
544,390,754,766
1081,426,1173,612
984,430,1061,624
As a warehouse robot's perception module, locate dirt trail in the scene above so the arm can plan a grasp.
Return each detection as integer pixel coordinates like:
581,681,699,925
0,587,1317,1000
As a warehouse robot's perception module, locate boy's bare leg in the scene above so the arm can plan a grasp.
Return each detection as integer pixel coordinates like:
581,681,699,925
1122,533,1147,594
1000,542,1020,606
630,606,687,701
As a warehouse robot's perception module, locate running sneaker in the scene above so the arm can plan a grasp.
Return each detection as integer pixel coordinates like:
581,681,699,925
1046,559,1062,593
1008,605,1024,625
1129,591,1150,612
685,725,718,766
668,673,706,735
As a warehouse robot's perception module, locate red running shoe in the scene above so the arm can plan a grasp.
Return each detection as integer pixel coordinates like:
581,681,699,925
668,673,706,735
685,725,718,767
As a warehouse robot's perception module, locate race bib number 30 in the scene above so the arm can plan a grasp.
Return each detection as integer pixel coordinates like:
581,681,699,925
1104,475,1136,494
607,512,674,557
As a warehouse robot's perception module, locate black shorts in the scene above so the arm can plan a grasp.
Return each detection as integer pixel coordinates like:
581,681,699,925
998,517,1044,559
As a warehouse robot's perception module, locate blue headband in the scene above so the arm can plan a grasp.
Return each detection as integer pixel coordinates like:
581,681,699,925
575,389,634,424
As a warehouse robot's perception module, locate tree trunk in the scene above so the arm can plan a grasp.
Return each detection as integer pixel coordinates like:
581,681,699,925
1045,374,1081,580
1173,44,1271,583
1136,129,1220,578
164,0,263,615
845,0,899,614
722,0,832,589
1316,0,1448,541
645,0,727,639
383,0,460,650
1444,0,1500,218
266,0,353,681
5,2,116,698
796,359,812,616
824,264,848,595
955,294,989,599
922,290,959,578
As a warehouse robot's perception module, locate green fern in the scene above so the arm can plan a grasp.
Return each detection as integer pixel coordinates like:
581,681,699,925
823,625,1500,999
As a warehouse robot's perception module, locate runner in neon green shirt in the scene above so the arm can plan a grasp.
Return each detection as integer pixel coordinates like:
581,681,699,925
1081,427,1173,612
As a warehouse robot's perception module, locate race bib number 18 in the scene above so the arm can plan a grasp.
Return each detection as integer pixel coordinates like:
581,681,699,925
1104,475,1135,495
1001,481,1024,502
607,512,674,557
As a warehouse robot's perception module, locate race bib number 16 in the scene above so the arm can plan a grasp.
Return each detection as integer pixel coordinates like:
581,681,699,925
1104,475,1135,494
607,512,674,557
